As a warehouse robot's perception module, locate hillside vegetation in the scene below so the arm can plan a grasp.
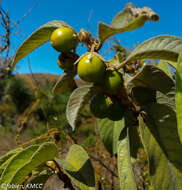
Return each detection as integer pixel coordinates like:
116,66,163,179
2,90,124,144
0,73,121,189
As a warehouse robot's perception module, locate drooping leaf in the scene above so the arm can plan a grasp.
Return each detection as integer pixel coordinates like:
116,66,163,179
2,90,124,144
25,170,52,190
118,127,137,190
0,148,23,177
97,118,125,155
12,20,69,67
156,91,175,110
128,125,142,159
66,85,95,130
55,144,95,190
0,142,58,187
131,86,156,106
130,65,175,95
0,145,38,188
157,60,173,79
0,147,22,168
52,73,77,94
124,110,142,159
176,50,182,143
117,111,140,190
125,35,182,64
98,3,159,43
176,51,182,138
149,60,176,110
140,103,182,173
139,116,182,190
12,142,58,184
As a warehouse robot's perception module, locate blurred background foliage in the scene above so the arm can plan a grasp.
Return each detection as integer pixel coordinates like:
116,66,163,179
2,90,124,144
0,71,120,189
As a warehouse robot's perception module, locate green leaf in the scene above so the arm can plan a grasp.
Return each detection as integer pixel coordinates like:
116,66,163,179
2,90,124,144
131,65,175,95
154,60,176,112
141,103,182,173
52,73,77,94
118,127,137,190
131,87,156,106
97,118,125,155
98,3,159,43
139,116,182,190
66,85,95,130
128,125,142,159
125,110,142,159
176,50,182,143
125,35,182,63
0,148,22,168
12,143,57,184
0,145,38,188
0,142,58,188
25,170,52,190
157,60,173,79
0,148,23,177
156,91,175,110
12,20,69,67
55,144,95,190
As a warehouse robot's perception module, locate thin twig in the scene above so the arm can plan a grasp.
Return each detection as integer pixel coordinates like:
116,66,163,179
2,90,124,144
11,0,41,29
53,160,75,190
88,153,118,178
115,60,127,70
0,6,10,56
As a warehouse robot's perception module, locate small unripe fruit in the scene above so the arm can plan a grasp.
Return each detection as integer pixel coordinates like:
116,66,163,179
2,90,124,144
90,94,110,118
107,102,125,121
50,27,77,53
57,53,78,74
77,53,105,83
104,70,124,95
57,54,65,69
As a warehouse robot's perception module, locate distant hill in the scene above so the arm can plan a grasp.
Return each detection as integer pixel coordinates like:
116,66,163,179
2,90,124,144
15,73,88,90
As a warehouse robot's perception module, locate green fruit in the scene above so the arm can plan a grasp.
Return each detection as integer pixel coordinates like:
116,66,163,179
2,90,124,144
77,53,105,83
104,70,124,94
57,54,65,69
107,102,125,121
50,27,77,53
57,53,78,74
90,94,110,118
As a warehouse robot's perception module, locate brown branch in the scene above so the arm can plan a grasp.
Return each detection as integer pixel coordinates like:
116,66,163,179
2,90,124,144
53,160,75,190
0,0,40,57
0,6,10,56
115,60,127,70
88,153,118,178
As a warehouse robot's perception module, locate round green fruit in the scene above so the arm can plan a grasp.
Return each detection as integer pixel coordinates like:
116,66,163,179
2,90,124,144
57,53,78,74
104,70,124,95
77,53,105,83
90,94,110,118
50,27,77,53
107,102,125,121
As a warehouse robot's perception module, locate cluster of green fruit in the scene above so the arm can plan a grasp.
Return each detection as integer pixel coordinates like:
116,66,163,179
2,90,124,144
50,26,126,121
50,27,78,74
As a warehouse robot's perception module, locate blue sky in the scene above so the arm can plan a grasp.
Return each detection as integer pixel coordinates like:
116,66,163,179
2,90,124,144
1,0,182,74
